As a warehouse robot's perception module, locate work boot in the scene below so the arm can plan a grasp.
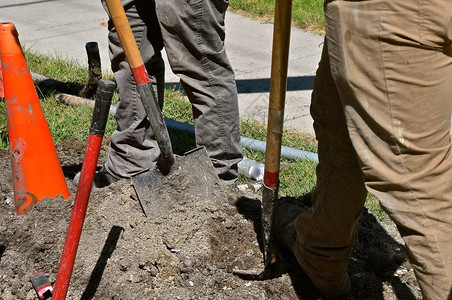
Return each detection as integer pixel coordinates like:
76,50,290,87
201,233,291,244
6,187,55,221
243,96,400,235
242,196,312,279
72,166,120,188
273,196,354,299
272,195,311,264
217,164,240,188
93,166,120,188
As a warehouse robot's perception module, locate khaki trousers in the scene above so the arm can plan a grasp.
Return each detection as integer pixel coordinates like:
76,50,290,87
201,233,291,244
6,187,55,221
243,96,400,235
293,0,452,298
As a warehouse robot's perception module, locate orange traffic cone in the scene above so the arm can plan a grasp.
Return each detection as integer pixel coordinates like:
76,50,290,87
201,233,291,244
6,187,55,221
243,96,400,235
0,22,70,215
0,62,4,99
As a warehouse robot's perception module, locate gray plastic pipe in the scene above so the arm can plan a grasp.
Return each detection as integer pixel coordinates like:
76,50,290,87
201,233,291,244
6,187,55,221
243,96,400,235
56,95,319,180
162,118,318,161
162,118,319,181
109,105,320,179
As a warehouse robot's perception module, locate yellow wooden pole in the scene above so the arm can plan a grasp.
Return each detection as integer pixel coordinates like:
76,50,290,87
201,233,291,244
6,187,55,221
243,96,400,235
104,0,143,68
262,0,292,266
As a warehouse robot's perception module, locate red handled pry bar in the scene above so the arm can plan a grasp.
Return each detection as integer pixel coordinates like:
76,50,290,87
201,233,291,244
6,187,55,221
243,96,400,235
51,79,115,300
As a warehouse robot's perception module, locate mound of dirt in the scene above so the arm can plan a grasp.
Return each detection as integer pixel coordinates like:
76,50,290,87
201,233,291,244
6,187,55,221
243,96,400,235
0,138,422,299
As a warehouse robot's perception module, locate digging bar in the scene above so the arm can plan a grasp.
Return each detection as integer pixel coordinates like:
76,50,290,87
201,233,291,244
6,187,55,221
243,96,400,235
51,79,115,300
104,0,218,218
233,0,293,279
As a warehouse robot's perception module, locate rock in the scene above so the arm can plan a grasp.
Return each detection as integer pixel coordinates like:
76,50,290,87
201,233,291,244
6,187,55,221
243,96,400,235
2,290,15,300
26,289,36,300
5,197,12,206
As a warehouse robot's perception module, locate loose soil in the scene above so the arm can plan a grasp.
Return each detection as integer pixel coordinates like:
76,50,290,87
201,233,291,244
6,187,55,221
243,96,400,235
0,138,422,299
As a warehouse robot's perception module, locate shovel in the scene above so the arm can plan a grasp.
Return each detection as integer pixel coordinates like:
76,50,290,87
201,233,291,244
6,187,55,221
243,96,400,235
104,0,219,218
233,0,293,279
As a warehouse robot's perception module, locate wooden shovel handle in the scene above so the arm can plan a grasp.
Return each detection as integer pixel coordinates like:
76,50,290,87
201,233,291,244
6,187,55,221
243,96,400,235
104,0,175,172
104,0,143,69
260,0,292,267
264,0,292,189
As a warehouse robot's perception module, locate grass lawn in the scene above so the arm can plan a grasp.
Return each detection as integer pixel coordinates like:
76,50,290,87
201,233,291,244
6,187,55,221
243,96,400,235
230,0,325,34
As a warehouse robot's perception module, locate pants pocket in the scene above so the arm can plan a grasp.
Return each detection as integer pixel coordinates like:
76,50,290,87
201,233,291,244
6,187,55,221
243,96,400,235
419,0,452,48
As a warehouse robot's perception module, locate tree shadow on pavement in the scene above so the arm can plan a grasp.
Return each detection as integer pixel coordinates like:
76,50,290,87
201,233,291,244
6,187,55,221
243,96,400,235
235,194,418,299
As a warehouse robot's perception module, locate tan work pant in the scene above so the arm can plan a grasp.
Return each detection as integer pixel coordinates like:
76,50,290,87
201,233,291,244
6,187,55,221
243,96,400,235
293,0,452,299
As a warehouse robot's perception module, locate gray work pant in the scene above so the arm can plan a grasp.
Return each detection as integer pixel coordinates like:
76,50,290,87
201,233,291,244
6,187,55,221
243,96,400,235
292,0,452,299
101,0,243,183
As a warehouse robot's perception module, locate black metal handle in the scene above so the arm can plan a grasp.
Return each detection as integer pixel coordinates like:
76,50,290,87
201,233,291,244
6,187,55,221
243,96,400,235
136,82,174,173
79,42,102,99
90,79,115,136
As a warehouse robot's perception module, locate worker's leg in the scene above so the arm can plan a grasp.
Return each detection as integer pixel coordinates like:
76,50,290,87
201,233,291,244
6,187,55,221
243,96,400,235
324,0,452,298
101,0,165,178
154,0,243,184
289,41,367,296
291,0,452,298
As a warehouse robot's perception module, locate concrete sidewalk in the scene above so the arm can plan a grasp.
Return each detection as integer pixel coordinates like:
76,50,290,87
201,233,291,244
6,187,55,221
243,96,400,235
1,0,324,135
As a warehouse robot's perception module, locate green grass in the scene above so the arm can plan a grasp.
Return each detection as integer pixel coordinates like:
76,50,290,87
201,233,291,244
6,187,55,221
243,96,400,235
26,52,88,84
162,88,194,124
0,103,7,149
239,119,318,196
0,50,385,219
0,52,117,145
229,0,325,33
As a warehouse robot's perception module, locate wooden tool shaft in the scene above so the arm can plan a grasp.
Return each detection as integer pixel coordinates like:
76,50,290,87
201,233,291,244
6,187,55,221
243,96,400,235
264,0,292,189
105,0,143,69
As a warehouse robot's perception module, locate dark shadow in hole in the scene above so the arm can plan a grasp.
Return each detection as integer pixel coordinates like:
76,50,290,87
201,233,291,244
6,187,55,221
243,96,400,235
235,195,264,253
168,128,196,156
350,209,417,300
80,225,124,300
0,245,6,262
35,79,84,99
235,193,418,299
61,163,84,180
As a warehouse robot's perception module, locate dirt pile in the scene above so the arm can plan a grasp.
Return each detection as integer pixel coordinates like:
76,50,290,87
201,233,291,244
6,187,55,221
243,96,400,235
0,139,422,299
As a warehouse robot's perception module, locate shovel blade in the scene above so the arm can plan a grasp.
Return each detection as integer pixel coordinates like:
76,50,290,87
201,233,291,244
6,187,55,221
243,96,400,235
132,146,220,218
132,168,171,218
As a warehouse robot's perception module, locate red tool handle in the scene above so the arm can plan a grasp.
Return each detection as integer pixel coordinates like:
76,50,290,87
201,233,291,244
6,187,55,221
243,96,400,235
52,79,115,300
